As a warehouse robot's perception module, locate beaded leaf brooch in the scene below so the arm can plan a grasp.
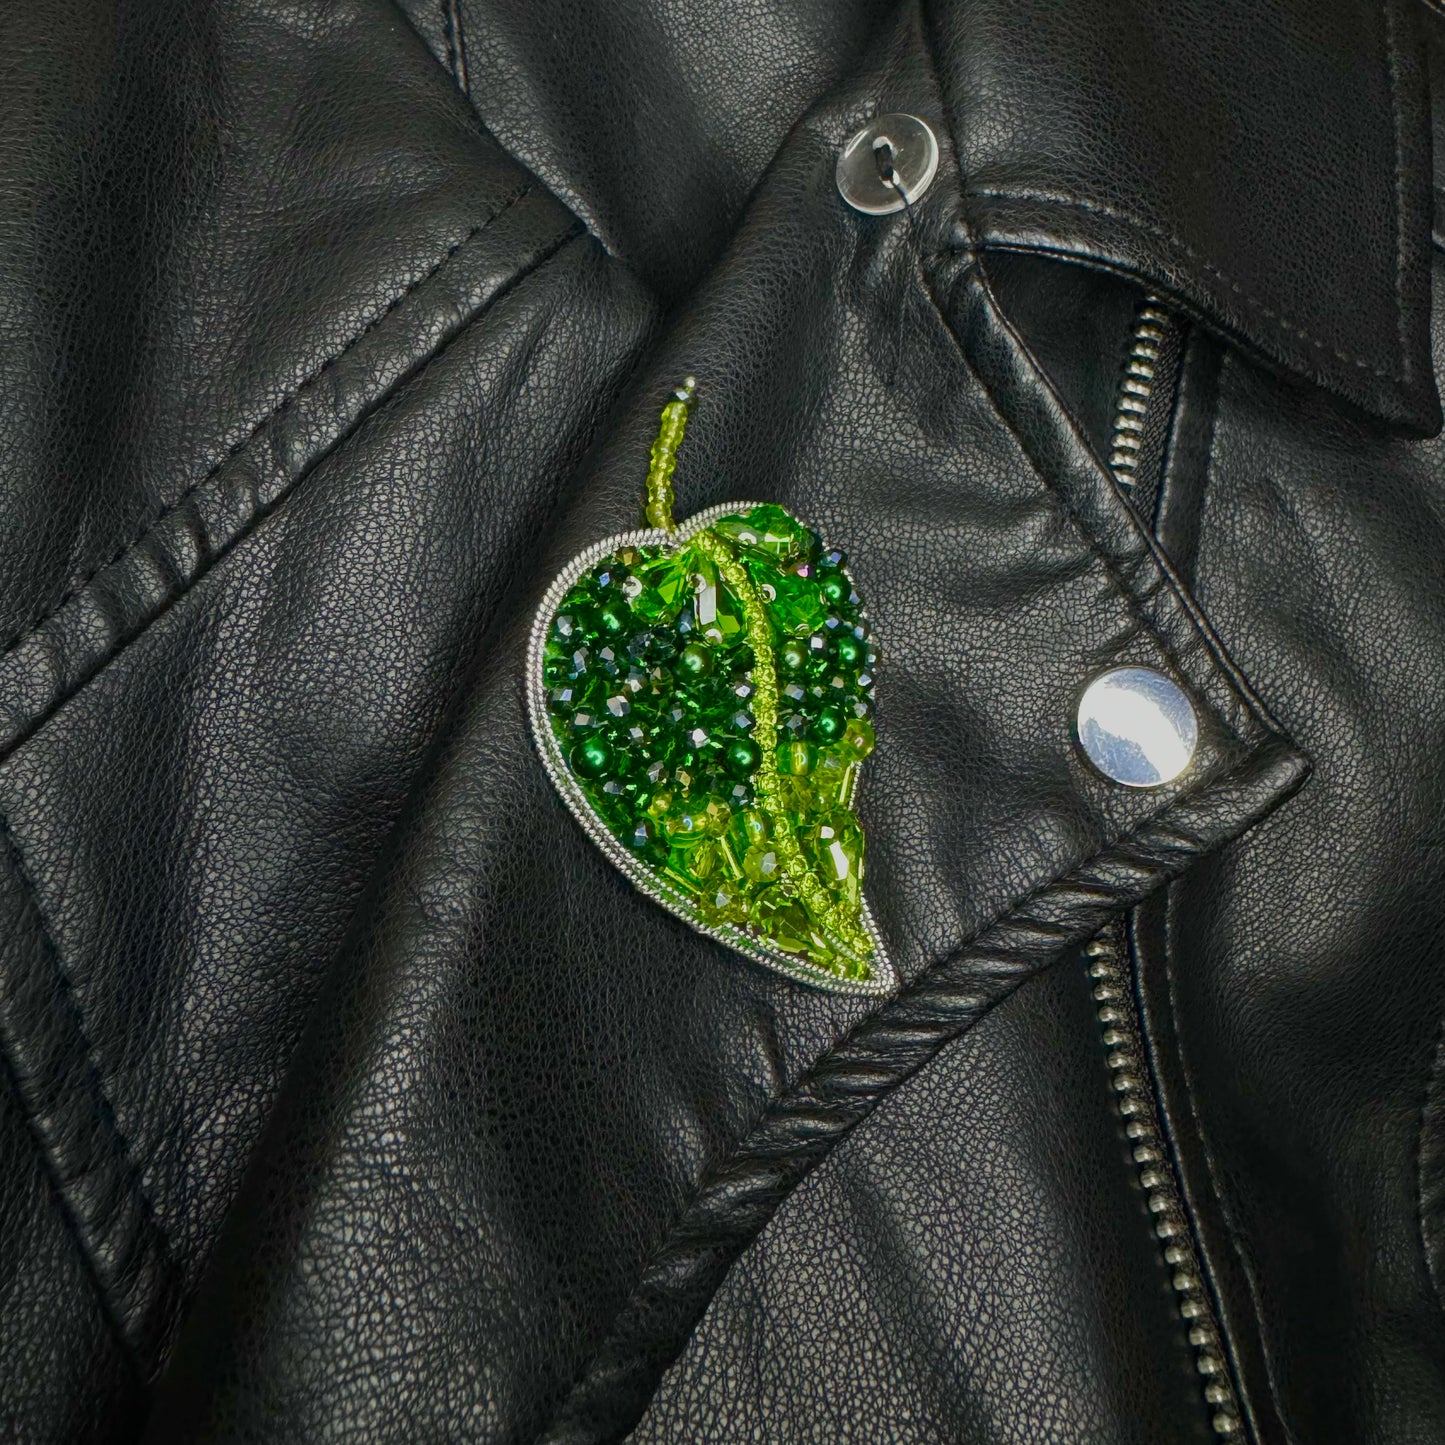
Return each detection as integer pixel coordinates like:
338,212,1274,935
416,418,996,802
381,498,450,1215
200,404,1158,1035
526,381,895,995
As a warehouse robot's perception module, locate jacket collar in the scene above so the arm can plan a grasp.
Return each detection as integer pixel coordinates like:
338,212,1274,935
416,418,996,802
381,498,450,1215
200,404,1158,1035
929,0,1439,433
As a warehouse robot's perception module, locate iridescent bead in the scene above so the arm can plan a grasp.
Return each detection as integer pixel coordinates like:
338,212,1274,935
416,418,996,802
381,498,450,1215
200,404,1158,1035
729,710,755,734
570,736,613,778
780,712,807,738
805,634,831,674
605,694,630,719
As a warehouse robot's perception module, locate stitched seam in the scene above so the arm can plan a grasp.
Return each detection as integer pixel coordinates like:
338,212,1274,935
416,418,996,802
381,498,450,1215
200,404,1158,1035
1162,886,1297,1442
0,805,178,1349
0,181,533,660
541,742,1302,1440
968,187,1404,386
0,215,583,777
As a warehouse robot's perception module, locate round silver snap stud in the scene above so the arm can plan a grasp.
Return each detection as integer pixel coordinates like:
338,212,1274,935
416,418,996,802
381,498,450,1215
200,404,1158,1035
835,113,940,215
1075,666,1199,789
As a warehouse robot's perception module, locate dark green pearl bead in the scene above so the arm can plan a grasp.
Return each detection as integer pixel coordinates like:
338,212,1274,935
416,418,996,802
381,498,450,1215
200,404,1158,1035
724,737,762,779
833,632,864,669
778,638,808,674
676,642,713,680
820,572,850,606
811,707,846,744
570,735,613,778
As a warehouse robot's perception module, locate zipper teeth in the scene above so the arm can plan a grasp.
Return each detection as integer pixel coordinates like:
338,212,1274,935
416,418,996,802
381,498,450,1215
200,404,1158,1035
1086,928,1245,1439
1108,297,1171,483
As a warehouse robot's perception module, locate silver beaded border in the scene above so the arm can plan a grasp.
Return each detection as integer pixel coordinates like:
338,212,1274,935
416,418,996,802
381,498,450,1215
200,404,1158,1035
525,500,897,997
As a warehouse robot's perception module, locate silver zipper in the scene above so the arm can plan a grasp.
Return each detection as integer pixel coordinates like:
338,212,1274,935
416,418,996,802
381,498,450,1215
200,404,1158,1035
1108,296,1172,485
1086,923,1245,1438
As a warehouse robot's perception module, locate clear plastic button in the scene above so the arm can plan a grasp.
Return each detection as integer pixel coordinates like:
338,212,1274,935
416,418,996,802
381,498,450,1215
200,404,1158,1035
835,113,939,215
1076,666,1199,788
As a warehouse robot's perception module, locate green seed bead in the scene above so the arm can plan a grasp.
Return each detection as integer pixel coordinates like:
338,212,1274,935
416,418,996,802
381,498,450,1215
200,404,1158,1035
676,642,714,680
570,735,613,778
724,737,762,779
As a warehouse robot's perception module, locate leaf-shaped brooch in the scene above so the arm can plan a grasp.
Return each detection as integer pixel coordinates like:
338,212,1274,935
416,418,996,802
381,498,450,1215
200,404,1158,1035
526,380,895,995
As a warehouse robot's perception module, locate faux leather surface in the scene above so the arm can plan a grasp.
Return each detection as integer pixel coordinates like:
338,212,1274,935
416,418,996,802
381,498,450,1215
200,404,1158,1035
0,0,1441,1441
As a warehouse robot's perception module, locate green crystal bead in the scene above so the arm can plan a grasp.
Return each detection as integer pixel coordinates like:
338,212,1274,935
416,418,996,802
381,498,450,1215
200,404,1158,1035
742,845,781,883
692,558,746,646
842,717,875,759
756,895,829,959
712,504,813,564
756,561,827,636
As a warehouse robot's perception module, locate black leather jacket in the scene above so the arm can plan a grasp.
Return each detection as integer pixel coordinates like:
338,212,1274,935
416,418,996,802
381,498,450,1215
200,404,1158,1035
3,0,1443,1441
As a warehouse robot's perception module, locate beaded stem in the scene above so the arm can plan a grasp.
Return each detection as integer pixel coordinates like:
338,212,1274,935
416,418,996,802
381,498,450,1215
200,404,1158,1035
694,531,873,968
643,377,696,531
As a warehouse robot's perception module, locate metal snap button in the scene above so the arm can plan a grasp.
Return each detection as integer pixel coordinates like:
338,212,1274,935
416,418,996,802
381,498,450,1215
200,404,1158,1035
835,113,939,215
1076,666,1199,788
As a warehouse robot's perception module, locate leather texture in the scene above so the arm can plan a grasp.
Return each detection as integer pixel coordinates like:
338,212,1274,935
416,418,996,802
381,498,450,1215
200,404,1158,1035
0,0,1439,1441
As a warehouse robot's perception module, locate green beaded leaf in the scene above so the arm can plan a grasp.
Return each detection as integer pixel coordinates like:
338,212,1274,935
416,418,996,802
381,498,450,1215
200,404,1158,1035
527,501,894,995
